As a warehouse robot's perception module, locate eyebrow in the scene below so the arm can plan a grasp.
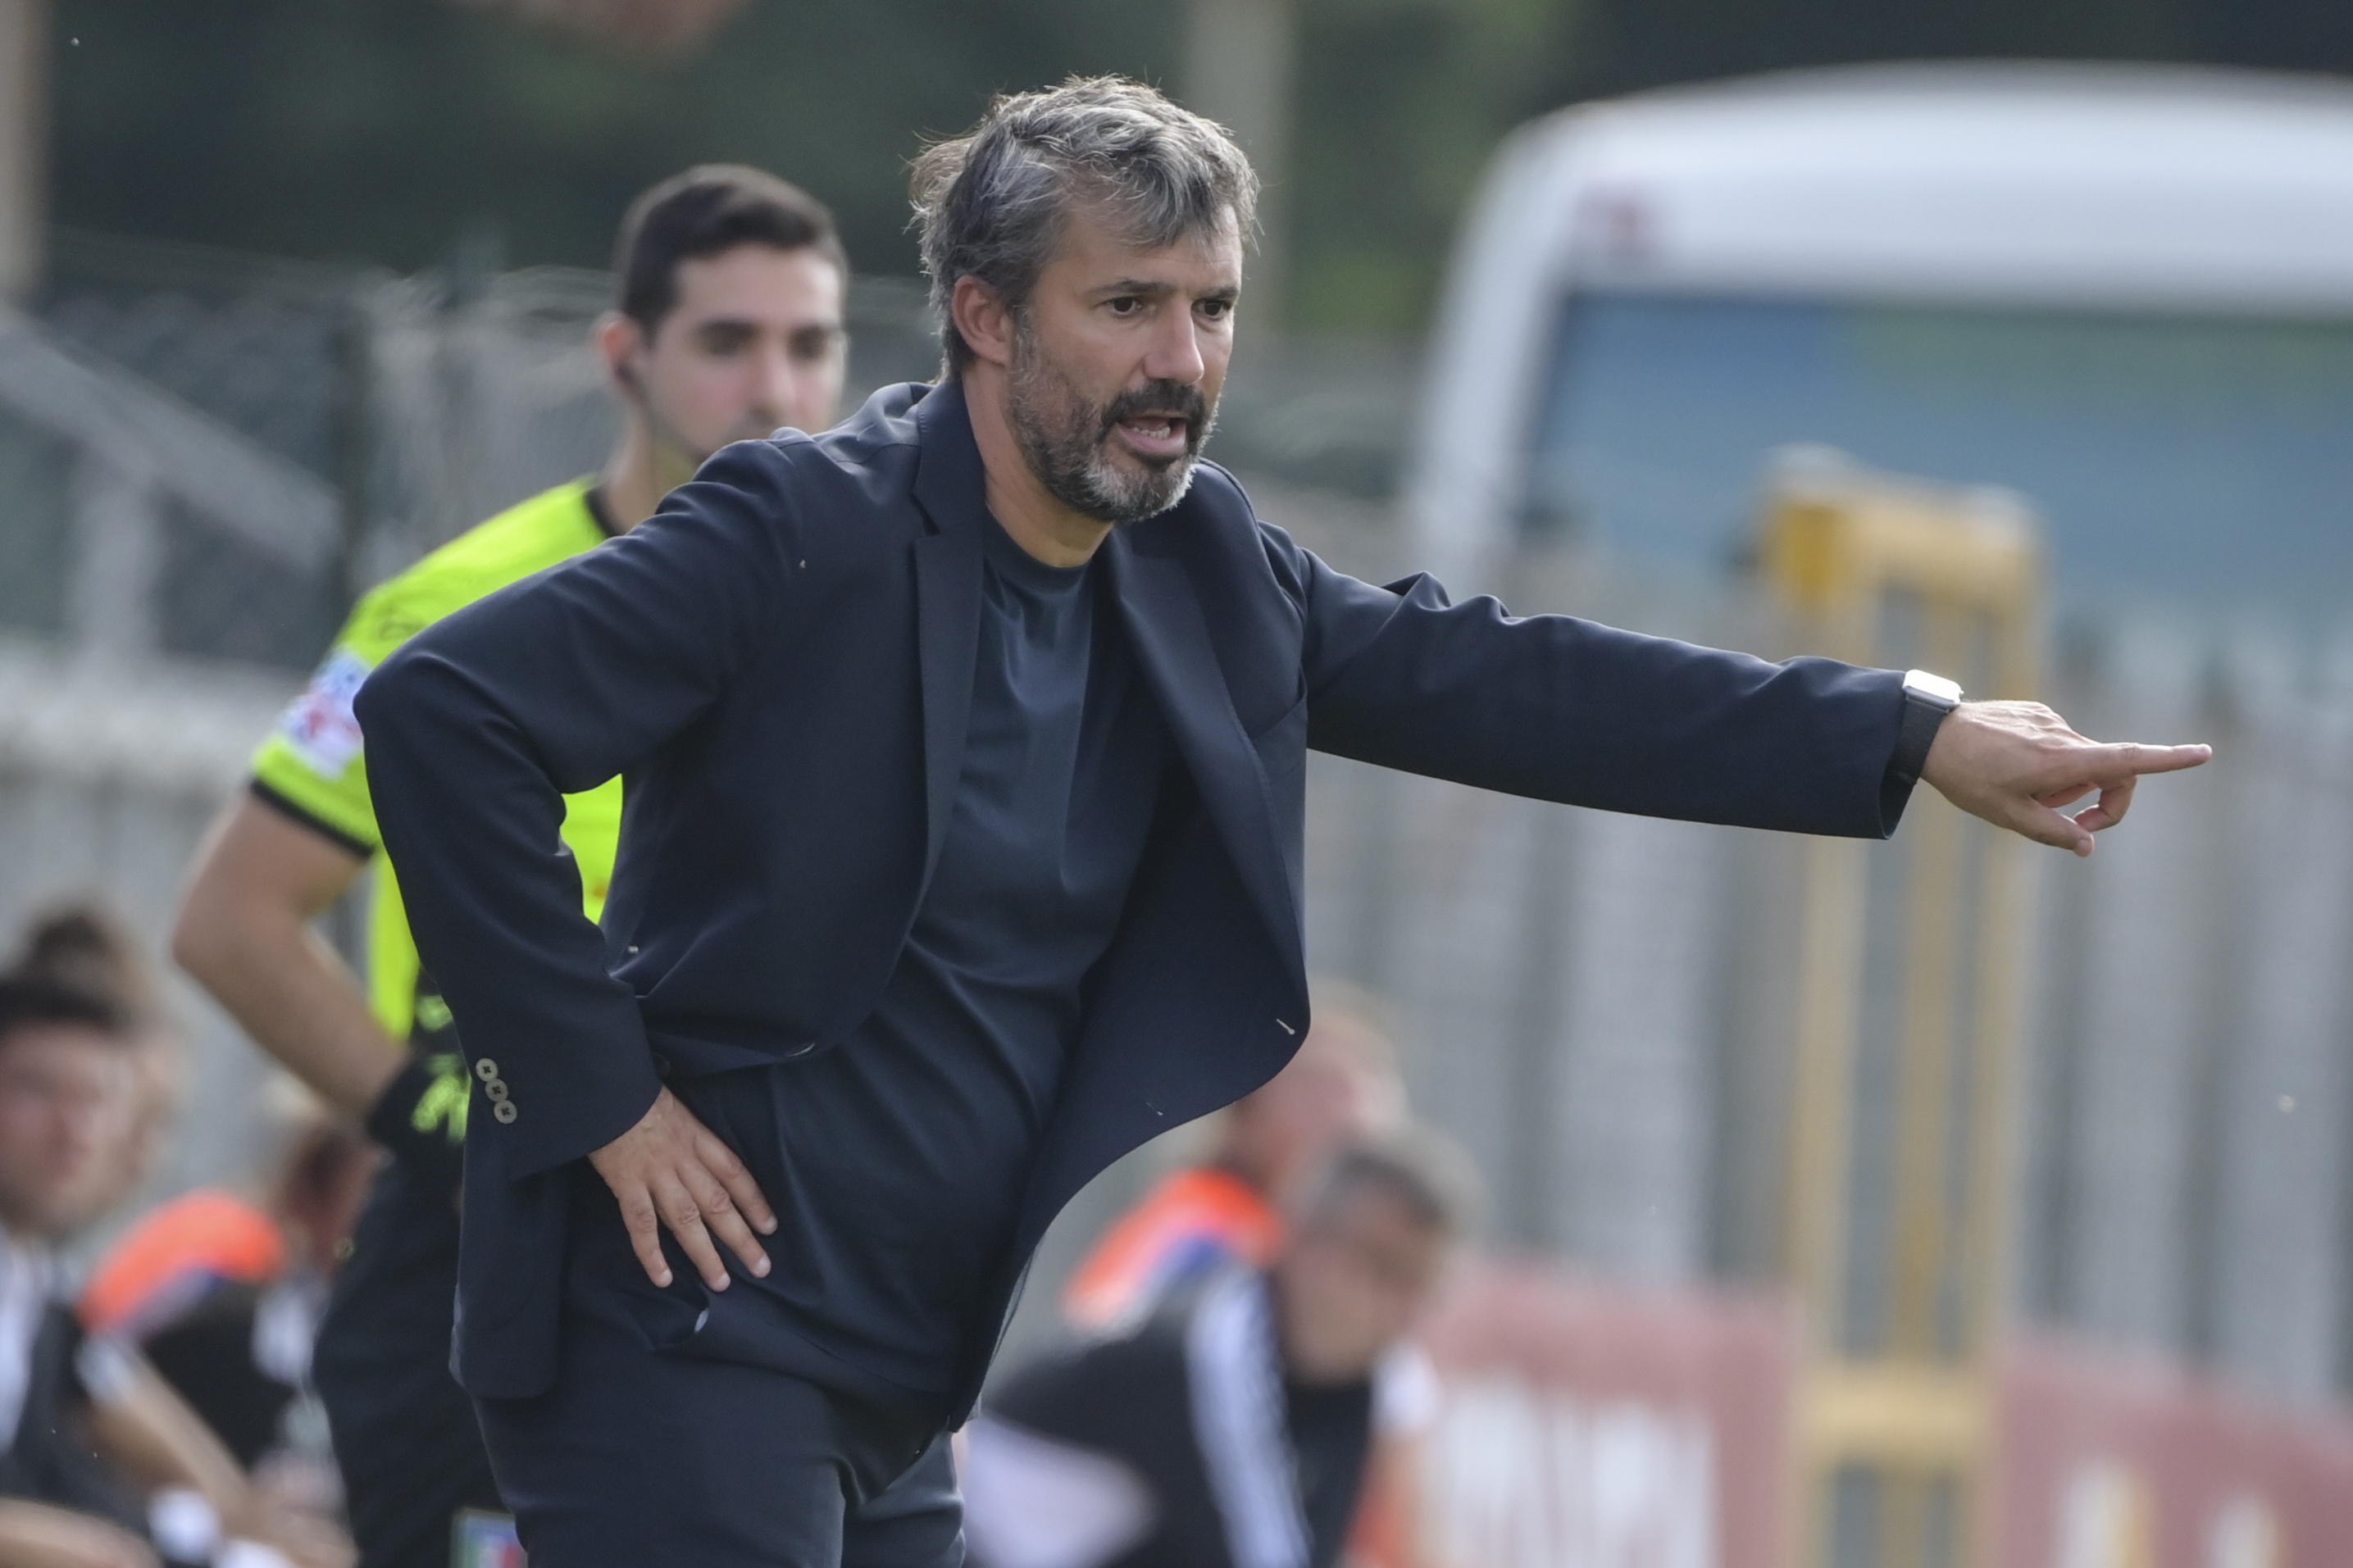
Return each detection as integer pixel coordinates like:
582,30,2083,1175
1094,279,1241,300
688,316,846,338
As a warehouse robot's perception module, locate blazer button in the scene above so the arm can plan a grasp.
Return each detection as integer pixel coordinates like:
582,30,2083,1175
474,1058,500,1082
785,1041,817,1060
493,1100,519,1125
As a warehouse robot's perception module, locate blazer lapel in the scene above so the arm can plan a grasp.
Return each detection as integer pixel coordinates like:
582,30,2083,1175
1103,533,1306,984
902,380,1304,985
908,383,987,887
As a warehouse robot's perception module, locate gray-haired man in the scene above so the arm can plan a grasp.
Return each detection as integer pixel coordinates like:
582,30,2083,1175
353,75,2209,1568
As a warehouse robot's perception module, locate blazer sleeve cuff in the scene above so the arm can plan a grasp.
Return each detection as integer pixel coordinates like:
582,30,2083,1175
476,1035,663,1180
1879,760,1922,836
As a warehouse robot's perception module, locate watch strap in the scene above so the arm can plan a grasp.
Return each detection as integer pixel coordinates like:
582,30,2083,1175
1888,670,1963,793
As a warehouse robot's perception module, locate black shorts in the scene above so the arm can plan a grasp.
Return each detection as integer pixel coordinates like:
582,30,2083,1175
313,1157,505,1568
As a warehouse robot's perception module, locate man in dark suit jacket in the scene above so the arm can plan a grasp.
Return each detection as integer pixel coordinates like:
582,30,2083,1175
354,75,2209,1567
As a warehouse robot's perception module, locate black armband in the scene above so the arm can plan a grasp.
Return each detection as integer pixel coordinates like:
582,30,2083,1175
366,1055,466,1192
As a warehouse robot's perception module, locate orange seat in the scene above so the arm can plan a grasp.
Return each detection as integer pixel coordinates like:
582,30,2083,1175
1063,1166,1281,1332
82,1188,286,1336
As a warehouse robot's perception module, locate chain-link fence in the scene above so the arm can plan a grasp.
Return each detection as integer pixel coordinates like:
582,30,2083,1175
25,228,947,673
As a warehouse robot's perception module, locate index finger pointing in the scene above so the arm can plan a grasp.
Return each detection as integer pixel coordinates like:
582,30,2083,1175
2082,742,2213,779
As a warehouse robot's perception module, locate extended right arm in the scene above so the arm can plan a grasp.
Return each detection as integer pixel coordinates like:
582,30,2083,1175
1264,526,2206,853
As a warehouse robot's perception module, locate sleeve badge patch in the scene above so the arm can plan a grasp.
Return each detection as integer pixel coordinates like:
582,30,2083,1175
278,650,372,778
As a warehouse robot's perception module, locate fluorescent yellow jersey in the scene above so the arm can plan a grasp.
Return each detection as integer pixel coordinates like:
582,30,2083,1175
250,480,622,1139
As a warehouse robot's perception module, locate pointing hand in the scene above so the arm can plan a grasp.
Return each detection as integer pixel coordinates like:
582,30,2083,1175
1921,700,2211,857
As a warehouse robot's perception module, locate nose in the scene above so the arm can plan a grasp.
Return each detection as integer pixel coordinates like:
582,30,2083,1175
750,343,806,433
1140,308,1208,387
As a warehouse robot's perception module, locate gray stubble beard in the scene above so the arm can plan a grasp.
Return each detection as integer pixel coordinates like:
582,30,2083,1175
1005,320,1216,526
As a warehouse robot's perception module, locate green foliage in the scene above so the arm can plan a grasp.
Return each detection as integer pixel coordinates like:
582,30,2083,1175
1288,0,1570,331
49,0,1181,278
1555,0,2201,102
48,0,1572,334
47,0,2353,334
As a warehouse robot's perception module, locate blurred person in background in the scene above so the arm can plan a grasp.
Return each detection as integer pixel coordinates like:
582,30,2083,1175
1065,984,1404,1332
0,907,348,1568
171,166,849,1568
82,1084,375,1522
964,1130,1476,1568
1058,988,1440,1568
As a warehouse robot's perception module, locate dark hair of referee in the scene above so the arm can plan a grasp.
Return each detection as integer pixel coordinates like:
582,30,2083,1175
615,164,849,335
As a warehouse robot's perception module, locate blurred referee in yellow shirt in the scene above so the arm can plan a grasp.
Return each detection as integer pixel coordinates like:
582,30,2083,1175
172,166,849,1568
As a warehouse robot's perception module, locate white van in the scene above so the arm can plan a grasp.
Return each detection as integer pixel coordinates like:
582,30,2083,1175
1403,63,2353,624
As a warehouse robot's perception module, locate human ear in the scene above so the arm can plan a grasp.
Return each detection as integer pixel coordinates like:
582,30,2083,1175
597,312,649,398
950,276,1017,370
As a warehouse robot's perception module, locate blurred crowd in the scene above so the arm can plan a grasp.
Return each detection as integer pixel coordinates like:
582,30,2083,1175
0,904,362,1568
0,890,1475,1568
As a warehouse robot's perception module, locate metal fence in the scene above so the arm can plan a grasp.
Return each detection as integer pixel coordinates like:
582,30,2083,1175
29,229,946,670
1012,498,2353,1425
3,234,2348,1426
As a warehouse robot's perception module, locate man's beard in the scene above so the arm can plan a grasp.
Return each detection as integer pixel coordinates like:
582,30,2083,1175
1006,322,1215,525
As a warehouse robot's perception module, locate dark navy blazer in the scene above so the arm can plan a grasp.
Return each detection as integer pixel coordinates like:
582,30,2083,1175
356,380,1909,1411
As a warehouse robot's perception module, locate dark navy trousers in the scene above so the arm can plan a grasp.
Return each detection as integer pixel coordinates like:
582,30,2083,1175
473,1176,963,1568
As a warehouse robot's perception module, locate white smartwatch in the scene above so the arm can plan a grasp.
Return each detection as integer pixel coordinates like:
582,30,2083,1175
1890,669,1964,791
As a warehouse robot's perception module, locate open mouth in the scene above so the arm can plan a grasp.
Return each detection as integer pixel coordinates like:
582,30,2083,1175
1113,413,1192,463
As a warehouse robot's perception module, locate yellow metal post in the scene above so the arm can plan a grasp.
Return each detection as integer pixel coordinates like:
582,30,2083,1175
1755,455,2041,1568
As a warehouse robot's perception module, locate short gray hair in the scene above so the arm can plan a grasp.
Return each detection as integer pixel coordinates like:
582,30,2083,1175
909,75,1258,373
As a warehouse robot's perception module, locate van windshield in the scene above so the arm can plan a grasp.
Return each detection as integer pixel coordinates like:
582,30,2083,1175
1526,293,2353,625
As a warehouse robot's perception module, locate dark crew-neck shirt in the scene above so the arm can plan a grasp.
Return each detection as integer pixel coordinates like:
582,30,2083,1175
670,516,1170,1399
